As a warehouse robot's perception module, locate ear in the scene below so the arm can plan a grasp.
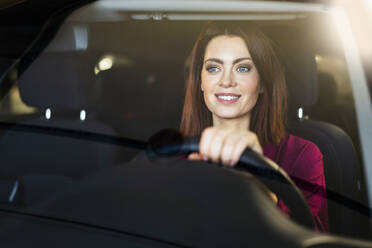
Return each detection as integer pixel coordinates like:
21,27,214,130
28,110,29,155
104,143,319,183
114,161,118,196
201,85,204,92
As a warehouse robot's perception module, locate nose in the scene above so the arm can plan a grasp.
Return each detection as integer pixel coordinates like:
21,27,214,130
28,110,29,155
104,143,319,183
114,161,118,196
219,69,236,88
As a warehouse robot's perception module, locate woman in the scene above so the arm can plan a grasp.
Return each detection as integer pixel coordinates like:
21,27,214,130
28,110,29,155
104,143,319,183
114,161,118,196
180,23,328,231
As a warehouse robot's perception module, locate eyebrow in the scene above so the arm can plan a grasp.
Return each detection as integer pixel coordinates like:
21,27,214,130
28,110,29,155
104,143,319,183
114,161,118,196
204,57,252,64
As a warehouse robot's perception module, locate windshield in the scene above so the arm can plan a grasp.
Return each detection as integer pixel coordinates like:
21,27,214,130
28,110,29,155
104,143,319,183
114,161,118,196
0,0,370,243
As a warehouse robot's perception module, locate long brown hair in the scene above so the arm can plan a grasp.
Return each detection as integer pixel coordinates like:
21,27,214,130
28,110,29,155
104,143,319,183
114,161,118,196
180,23,287,145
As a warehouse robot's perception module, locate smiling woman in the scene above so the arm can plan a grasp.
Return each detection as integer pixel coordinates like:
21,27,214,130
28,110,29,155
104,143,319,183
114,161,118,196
180,23,328,231
1,0,372,245
181,24,286,145
201,36,261,128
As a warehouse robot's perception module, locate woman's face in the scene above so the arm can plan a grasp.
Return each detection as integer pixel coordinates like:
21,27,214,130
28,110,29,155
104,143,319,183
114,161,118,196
201,35,261,124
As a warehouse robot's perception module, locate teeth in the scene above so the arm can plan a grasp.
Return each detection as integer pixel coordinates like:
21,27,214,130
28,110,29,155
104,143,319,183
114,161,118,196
218,95,238,101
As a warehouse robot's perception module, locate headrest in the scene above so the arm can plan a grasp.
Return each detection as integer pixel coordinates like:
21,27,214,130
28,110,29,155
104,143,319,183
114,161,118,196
270,26,318,109
283,45,318,108
18,51,99,110
317,72,338,105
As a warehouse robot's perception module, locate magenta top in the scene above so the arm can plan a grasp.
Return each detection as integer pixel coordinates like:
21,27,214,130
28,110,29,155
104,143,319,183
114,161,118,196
263,134,329,232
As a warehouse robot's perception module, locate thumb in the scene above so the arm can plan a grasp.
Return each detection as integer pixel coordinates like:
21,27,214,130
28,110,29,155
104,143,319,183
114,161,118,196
187,152,204,161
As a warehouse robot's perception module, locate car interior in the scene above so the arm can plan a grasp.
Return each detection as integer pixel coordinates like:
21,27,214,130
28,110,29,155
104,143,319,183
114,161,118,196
0,3,371,247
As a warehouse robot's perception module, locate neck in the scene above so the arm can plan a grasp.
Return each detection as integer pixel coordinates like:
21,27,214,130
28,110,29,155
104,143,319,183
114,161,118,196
212,114,251,130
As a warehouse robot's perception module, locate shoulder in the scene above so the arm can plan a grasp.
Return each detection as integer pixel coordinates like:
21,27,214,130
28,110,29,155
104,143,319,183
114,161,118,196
284,134,324,178
285,134,323,161
263,134,322,168
274,134,323,178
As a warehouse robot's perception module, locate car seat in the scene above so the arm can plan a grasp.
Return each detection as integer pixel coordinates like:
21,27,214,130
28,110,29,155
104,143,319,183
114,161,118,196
0,50,131,206
96,61,185,140
278,35,370,238
307,72,362,160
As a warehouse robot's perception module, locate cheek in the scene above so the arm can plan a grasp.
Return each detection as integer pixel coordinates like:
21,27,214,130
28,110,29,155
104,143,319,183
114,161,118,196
200,70,207,92
239,74,260,96
201,73,216,112
201,71,206,91
251,80,261,95
201,72,219,93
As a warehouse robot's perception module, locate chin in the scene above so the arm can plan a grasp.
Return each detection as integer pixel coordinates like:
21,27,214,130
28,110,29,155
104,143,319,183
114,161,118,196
214,110,241,119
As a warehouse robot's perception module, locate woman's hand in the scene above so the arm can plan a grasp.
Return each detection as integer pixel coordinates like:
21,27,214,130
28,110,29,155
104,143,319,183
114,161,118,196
187,126,277,204
188,125,262,167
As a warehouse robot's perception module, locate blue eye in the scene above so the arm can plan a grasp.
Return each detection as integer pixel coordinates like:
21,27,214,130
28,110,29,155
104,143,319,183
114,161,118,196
206,66,220,73
237,66,250,72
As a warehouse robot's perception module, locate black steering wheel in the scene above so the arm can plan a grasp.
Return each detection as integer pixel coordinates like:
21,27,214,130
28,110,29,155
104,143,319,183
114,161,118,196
147,129,315,230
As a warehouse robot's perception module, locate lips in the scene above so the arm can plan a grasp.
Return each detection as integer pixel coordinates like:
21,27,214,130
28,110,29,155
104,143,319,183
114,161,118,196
215,93,241,104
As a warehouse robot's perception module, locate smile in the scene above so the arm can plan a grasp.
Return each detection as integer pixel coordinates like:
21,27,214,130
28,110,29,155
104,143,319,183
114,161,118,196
215,93,241,104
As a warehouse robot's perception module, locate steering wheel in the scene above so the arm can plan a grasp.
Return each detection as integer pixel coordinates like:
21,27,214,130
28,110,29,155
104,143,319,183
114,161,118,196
147,129,315,230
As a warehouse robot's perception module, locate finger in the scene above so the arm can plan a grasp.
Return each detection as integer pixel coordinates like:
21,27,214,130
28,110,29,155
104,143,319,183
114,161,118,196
220,133,240,166
187,152,203,161
199,127,215,161
208,129,225,163
230,132,262,165
230,137,249,166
